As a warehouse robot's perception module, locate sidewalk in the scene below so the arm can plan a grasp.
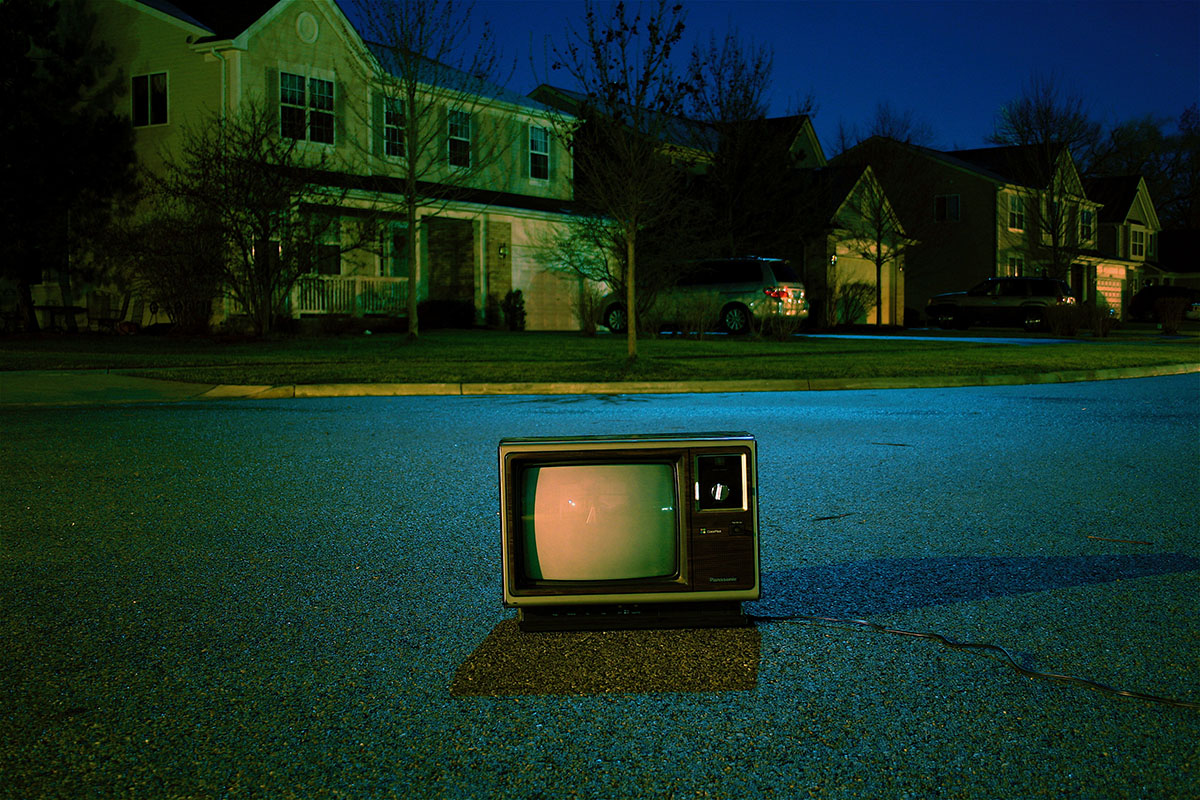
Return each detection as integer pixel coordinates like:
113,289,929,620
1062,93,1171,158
2,363,1198,407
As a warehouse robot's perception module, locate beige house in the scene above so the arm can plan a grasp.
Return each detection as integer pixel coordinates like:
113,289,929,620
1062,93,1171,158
90,0,585,331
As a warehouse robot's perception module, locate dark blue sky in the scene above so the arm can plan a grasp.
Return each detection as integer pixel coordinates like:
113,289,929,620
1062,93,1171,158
475,0,1200,153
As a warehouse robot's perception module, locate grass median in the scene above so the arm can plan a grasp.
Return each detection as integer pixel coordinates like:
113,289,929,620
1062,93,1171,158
2,329,1197,386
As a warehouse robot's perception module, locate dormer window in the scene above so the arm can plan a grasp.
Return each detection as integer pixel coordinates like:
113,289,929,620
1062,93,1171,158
1080,209,1094,243
1131,228,1146,258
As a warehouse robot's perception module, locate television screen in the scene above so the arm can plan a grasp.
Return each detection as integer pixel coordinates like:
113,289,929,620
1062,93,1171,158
521,463,678,581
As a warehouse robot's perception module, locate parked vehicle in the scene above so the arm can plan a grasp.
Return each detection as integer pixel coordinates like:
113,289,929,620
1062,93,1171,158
601,257,808,334
1129,285,1200,323
926,277,1075,331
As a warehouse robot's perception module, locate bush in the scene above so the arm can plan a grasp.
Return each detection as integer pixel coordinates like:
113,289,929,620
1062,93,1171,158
572,282,606,336
757,312,805,341
656,293,724,339
500,290,526,331
1042,304,1081,337
1083,303,1117,338
1155,297,1189,335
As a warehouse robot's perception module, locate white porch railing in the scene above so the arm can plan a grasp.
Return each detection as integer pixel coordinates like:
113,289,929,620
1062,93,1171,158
290,275,409,316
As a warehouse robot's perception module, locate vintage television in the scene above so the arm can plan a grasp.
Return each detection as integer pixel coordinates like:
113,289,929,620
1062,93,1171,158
499,432,760,631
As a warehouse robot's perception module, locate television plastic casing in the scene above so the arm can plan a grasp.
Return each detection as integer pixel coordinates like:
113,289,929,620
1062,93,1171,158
498,432,760,630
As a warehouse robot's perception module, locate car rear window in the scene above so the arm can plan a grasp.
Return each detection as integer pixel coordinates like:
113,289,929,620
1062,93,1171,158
767,261,800,283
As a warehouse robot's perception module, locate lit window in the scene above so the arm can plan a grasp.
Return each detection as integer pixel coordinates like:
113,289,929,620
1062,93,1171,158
530,126,550,180
1008,195,1025,230
448,110,471,167
281,72,335,144
934,194,960,222
1007,256,1025,277
132,72,167,127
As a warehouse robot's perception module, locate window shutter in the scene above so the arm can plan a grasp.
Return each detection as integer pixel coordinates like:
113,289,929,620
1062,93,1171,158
547,130,556,183
265,68,279,132
371,91,384,157
333,78,345,147
468,110,477,168
440,105,449,163
521,122,530,179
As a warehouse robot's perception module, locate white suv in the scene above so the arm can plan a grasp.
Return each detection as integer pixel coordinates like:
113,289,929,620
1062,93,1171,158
601,257,808,334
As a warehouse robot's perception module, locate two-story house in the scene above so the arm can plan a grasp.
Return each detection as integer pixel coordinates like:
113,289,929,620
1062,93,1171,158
835,138,1104,322
92,0,584,331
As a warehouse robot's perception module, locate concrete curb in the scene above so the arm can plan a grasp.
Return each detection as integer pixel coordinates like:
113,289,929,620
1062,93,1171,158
199,362,1200,400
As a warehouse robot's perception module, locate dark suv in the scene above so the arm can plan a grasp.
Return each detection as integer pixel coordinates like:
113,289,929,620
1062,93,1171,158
601,257,808,334
926,277,1075,331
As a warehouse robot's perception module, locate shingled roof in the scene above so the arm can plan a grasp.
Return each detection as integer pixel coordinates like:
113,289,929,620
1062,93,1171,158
139,0,277,40
1084,175,1145,224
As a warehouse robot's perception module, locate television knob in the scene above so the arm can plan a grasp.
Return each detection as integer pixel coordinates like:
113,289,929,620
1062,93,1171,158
710,483,729,501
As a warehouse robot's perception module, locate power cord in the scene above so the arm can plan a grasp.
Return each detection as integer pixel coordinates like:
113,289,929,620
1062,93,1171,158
751,613,1200,711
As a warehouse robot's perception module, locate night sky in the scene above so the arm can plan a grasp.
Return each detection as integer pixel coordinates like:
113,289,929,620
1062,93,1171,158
472,0,1200,152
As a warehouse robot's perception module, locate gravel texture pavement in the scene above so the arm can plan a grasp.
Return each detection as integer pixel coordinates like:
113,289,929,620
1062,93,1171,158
1,375,1197,799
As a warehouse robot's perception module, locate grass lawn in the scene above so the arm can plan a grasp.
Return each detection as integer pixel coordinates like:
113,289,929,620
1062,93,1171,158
1,329,1197,386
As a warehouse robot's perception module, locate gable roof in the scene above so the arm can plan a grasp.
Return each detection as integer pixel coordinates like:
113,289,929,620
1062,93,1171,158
1084,175,1145,224
139,0,278,40
944,144,1067,188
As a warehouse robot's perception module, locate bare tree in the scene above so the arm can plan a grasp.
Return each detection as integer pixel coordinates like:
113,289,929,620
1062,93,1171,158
550,0,692,359
833,100,937,156
151,102,369,336
346,0,510,339
684,30,802,258
1089,105,1200,230
989,74,1101,280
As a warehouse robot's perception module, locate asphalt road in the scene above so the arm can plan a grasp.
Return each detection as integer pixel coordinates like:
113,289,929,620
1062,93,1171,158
2,376,1198,798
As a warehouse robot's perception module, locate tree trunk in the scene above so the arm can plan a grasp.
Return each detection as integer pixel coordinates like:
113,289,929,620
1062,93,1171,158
625,230,637,360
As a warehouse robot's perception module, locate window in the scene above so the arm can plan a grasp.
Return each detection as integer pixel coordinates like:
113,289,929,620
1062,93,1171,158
1007,256,1025,276
1079,209,1094,243
529,126,550,180
1131,228,1145,258
1008,195,1025,230
448,110,471,167
383,97,405,157
933,194,960,222
281,72,335,144
132,72,167,127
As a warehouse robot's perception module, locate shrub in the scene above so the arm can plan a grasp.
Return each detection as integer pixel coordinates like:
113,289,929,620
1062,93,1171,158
1084,303,1117,338
572,282,606,336
1155,297,1189,335
1042,304,1081,337
500,290,526,331
657,292,724,339
758,311,805,341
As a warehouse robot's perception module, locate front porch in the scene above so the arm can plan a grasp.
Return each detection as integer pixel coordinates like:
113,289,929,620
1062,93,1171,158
289,275,409,317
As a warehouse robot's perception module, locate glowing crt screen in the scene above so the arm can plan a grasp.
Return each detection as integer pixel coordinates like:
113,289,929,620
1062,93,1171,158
521,463,678,581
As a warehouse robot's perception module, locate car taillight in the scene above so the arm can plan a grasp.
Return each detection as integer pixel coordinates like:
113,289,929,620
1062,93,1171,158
764,287,789,300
